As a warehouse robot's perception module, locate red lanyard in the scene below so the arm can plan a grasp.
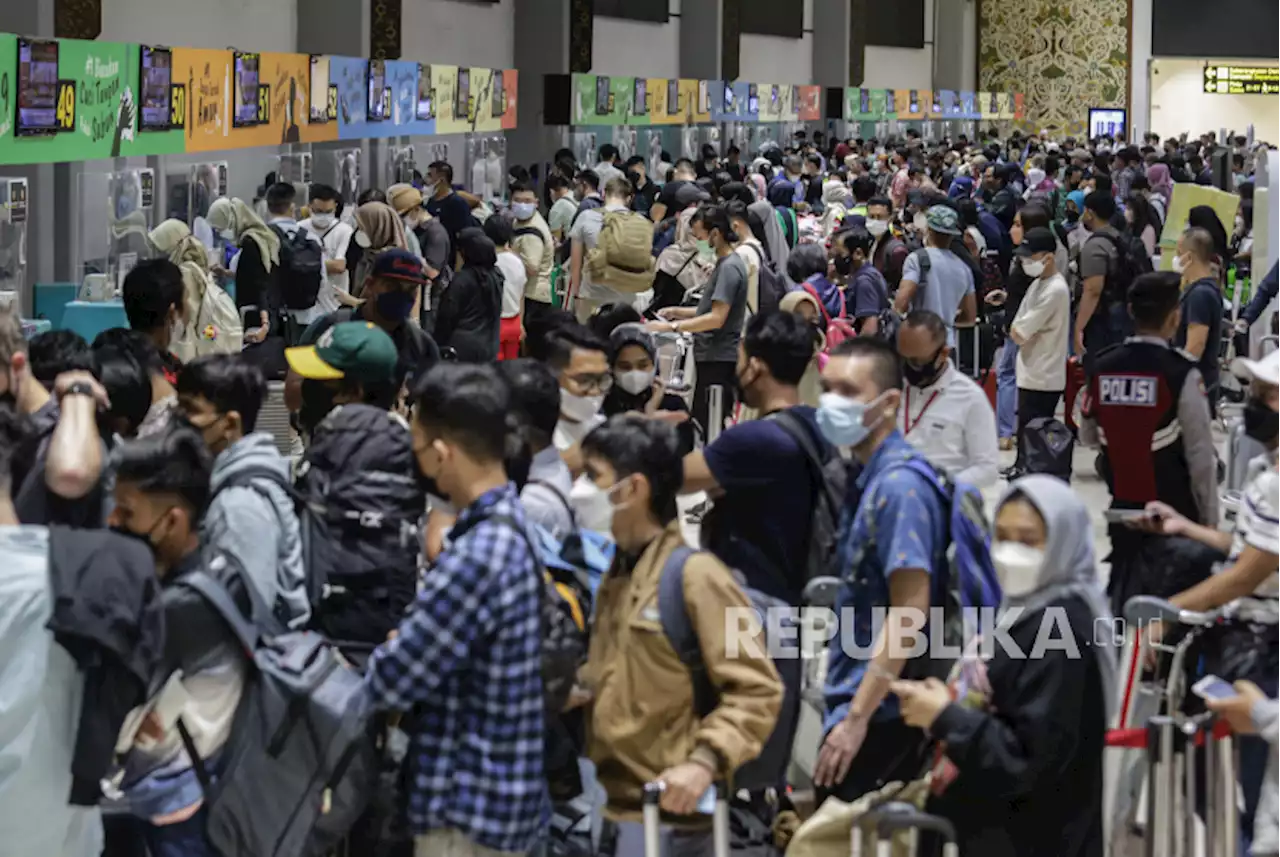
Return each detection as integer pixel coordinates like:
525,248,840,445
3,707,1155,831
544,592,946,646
904,387,941,435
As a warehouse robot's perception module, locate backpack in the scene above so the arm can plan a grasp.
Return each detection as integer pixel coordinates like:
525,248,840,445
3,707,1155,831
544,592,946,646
587,209,657,294
768,410,855,587
869,457,1003,681
270,224,325,311
171,266,243,362
657,545,799,792
775,208,799,248
175,567,377,857
743,242,786,317
1022,416,1075,482
801,281,857,352
1088,230,1153,307
523,479,616,597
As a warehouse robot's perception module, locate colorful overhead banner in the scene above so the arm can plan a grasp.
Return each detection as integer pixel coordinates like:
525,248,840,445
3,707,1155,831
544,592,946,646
797,86,821,122
0,31,517,166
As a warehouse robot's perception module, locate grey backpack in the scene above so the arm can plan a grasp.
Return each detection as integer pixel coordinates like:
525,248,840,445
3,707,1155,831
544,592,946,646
176,571,377,857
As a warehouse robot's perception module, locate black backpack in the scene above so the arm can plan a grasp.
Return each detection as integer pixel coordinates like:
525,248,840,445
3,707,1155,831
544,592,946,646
1089,230,1153,307
743,242,787,317
270,225,325,310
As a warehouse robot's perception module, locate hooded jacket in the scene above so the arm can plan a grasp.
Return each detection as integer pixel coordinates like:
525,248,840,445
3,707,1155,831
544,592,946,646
204,432,310,628
434,228,502,362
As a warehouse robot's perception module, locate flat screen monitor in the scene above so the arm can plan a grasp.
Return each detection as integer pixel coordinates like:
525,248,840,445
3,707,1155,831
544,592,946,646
139,46,173,131
455,69,470,120
1088,107,1127,141
747,84,759,115
908,89,920,113
368,60,387,121
667,80,679,115
416,64,433,121
770,86,780,112
723,83,735,113
634,79,647,115
309,55,330,123
860,89,871,114
698,81,709,114
15,38,59,135
232,52,260,126
491,71,504,116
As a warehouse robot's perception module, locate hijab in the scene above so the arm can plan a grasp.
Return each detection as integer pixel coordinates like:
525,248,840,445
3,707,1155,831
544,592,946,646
457,227,498,269
996,475,1118,721
749,200,790,272
207,197,280,271
1147,163,1173,199
605,324,659,413
767,179,796,209
354,201,408,254
1188,205,1230,265
748,172,768,202
948,175,974,200
819,180,849,238
149,218,212,318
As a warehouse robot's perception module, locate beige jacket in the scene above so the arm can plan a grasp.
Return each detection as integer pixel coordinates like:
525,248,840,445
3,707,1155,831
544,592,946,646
581,523,782,819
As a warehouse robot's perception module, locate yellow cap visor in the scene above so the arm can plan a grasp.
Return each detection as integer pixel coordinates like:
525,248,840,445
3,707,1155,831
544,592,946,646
285,345,345,381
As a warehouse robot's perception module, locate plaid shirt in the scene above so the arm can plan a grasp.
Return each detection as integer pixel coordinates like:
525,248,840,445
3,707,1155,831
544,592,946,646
365,483,549,853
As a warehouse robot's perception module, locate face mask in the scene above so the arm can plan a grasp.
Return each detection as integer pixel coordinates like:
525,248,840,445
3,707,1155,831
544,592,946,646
991,541,1046,598
512,202,537,221
833,255,854,276
1235,215,1245,230
616,368,656,396
696,239,713,257
913,212,929,233
375,289,416,322
560,387,604,423
1021,258,1047,278
1171,254,1187,274
218,229,236,243
866,219,889,238
1244,398,1279,445
110,524,159,558
354,231,372,249
310,212,335,230
816,391,885,448
902,349,945,389
569,475,616,534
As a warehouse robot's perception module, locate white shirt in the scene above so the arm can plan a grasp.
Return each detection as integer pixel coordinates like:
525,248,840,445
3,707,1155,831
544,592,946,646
593,160,625,189
897,362,999,488
1224,451,1279,623
496,250,528,319
299,217,354,316
1011,270,1071,391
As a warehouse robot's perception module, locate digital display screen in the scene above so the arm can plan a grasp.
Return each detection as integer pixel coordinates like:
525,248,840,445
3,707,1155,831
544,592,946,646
723,84,735,113
667,80,679,115
1202,65,1279,95
309,55,330,122
16,38,59,134
860,89,871,113
139,46,172,130
698,81,709,113
455,68,470,120
748,84,759,115
368,60,387,120
596,75,610,115
416,64,433,121
909,89,920,113
1088,108,1126,141
770,86,780,111
491,72,504,116
634,79,647,115
233,53,260,126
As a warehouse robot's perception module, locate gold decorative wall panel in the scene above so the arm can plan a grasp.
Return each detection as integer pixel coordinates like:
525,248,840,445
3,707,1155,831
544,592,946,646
978,0,1130,135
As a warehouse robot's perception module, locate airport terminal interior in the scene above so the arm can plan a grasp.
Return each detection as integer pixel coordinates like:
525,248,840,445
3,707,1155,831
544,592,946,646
0,1,1278,856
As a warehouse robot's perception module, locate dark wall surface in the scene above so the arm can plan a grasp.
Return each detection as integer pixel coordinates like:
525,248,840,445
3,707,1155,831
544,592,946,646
1153,0,1278,58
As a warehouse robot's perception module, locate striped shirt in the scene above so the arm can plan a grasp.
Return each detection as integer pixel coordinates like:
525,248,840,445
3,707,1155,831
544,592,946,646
1225,452,1279,623
365,483,549,852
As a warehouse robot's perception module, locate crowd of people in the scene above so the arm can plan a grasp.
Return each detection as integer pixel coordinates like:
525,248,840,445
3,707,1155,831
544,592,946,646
1,122,1277,857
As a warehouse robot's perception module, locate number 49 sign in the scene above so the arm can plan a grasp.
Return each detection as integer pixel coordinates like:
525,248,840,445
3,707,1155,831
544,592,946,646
56,80,77,132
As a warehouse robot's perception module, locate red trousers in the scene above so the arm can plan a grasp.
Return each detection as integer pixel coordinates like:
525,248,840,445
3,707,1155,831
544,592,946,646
499,315,522,360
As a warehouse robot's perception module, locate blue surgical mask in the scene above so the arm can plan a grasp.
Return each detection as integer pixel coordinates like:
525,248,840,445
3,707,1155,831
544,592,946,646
512,202,537,222
375,289,417,322
816,391,888,448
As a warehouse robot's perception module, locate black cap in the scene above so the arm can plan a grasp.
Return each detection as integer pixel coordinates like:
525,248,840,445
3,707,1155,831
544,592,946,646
1015,227,1057,257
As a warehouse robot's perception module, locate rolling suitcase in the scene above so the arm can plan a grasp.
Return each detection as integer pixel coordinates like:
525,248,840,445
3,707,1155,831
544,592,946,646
632,781,730,857
852,801,959,857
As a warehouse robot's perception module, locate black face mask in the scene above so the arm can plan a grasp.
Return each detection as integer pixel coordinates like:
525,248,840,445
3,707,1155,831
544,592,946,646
1244,398,1279,445
833,255,854,276
110,524,159,559
902,347,946,389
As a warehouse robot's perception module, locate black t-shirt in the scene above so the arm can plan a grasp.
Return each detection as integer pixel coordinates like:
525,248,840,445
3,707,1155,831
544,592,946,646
631,181,660,217
426,191,476,257
301,307,442,391
234,239,274,315
656,180,692,215
1175,276,1224,392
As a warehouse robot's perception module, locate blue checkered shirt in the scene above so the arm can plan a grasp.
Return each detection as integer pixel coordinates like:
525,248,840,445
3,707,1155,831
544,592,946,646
365,483,549,853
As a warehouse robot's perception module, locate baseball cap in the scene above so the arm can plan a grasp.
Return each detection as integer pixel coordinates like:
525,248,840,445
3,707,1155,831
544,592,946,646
286,321,397,383
369,248,428,284
1236,350,1280,388
1015,227,1057,257
925,205,961,235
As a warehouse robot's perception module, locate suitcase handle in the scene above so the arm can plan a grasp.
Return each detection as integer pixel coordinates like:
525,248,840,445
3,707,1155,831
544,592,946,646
863,801,958,841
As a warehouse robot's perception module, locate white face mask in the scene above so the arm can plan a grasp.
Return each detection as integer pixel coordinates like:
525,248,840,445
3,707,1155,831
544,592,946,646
866,219,890,238
560,387,604,423
1021,257,1047,278
310,212,335,229
1171,254,1186,274
512,202,538,222
991,541,1046,598
913,212,929,233
354,231,372,249
218,228,236,243
569,474,617,534
616,368,656,396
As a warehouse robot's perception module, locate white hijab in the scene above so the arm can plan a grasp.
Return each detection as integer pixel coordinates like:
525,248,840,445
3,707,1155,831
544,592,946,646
996,475,1118,721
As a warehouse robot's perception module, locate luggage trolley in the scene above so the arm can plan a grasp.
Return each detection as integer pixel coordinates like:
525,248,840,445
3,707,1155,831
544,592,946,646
1105,596,1238,857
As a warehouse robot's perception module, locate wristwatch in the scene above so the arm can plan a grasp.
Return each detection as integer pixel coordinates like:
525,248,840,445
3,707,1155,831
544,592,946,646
61,381,97,401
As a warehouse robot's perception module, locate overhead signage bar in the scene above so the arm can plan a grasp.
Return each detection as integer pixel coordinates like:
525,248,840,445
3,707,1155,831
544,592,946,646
1202,65,1279,96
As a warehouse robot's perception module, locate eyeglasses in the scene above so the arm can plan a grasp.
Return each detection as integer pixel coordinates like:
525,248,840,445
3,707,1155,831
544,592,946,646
564,373,613,395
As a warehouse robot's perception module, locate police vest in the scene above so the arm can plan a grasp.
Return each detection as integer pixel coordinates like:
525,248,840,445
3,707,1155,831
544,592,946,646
1086,339,1199,521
